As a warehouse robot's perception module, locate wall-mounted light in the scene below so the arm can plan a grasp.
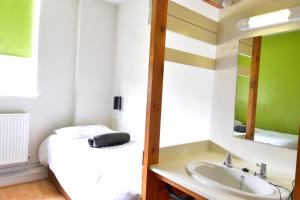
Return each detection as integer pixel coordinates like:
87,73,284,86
237,6,300,31
113,96,122,111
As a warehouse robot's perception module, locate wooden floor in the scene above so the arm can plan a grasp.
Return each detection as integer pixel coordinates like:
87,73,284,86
0,179,66,200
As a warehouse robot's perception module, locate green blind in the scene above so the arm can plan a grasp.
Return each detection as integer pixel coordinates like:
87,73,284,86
0,0,34,57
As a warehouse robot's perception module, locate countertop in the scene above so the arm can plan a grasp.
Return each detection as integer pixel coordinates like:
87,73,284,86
150,140,294,200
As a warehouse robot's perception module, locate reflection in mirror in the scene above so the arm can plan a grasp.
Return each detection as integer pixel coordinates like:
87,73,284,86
234,30,300,149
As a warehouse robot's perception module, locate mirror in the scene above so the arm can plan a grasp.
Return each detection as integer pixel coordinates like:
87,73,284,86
233,29,300,149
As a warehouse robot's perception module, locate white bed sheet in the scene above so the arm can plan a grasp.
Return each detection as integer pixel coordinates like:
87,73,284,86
234,128,298,149
39,134,143,200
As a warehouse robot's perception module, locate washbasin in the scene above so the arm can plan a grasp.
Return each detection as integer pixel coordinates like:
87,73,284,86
186,160,289,200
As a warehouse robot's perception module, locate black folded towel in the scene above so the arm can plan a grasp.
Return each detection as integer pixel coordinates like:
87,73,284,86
234,125,246,133
88,132,130,148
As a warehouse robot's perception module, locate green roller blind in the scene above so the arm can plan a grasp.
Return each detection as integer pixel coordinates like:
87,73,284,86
0,0,34,57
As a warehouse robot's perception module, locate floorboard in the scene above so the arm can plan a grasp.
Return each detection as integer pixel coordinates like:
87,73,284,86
0,179,66,200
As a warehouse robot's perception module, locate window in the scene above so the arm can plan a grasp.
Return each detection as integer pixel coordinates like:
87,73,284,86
0,0,40,97
0,55,38,97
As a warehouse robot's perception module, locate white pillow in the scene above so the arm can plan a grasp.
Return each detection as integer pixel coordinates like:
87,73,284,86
54,125,113,139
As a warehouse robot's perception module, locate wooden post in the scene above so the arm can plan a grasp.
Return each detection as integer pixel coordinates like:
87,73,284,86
294,125,300,199
202,0,222,8
141,0,169,199
246,36,262,140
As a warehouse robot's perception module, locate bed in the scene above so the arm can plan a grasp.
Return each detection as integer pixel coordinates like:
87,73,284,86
39,125,143,200
234,128,298,149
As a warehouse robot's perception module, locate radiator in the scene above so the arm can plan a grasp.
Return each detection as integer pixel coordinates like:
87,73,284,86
0,114,29,165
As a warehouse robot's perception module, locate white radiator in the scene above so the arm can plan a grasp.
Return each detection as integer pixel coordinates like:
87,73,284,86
0,114,29,166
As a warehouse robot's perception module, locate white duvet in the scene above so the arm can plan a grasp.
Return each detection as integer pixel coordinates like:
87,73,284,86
39,134,143,200
234,128,298,149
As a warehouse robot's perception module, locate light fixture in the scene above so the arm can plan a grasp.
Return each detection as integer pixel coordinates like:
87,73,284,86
237,6,300,31
113,96,122,111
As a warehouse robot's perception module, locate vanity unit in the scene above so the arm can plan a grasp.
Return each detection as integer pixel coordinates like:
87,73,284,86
142,0,300,199
150,141,293,200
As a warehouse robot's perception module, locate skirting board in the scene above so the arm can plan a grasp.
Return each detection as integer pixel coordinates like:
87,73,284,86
0,163,48,188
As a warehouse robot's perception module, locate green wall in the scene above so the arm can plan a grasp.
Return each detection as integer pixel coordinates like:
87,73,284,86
235,55,250,124
235,30,300,135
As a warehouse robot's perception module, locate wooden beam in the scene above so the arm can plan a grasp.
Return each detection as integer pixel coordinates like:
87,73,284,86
150,2,218,45
202,0,222,8
142,0,168,199
239,42,252,57
167,15,217,45
238,65,250,77
246,36,262,140
168,1,218,33
165,48,215,69
294,124,300,199
240,38,253,46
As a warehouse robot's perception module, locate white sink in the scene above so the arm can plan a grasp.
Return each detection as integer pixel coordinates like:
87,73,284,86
186,160,289,200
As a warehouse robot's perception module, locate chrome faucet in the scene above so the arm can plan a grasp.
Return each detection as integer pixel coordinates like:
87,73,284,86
223,153,233,168
255,163,267,179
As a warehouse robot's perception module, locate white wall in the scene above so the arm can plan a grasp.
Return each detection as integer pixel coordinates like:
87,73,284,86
172,0,218,21
160,62,215,147
112,0,219,147
0,0,118,164
210,0,300,176
111,0,150,142
0,0,78,162
74,0,117,125
160,1,218,147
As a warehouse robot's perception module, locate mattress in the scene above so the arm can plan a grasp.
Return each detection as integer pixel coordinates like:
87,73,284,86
39,134,143,200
